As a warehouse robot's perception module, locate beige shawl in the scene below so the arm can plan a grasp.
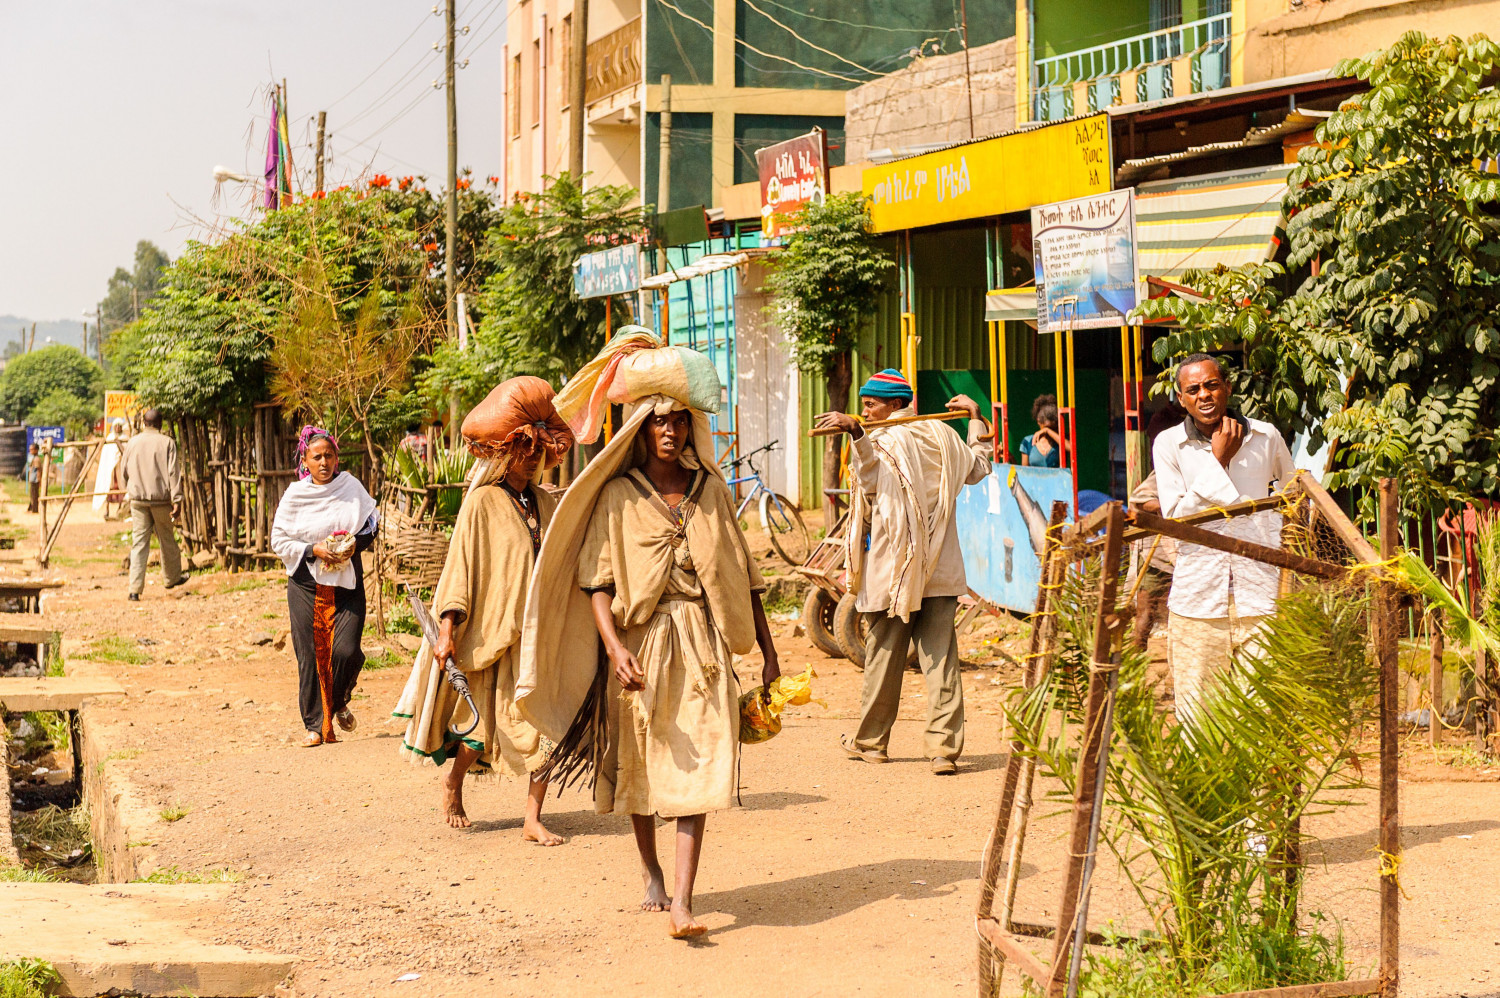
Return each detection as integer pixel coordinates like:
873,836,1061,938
845,408,974,621
516,397,762,741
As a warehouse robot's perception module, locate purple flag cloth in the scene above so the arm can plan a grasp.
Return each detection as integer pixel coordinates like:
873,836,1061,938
263,94,280,209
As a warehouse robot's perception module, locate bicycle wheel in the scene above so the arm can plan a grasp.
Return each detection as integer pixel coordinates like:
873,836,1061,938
759,491,812,566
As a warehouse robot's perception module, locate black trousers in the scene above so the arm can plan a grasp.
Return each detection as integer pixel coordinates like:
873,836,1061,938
287,561,366,734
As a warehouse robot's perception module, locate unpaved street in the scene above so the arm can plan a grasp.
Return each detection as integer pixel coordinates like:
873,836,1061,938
32,510,1500,998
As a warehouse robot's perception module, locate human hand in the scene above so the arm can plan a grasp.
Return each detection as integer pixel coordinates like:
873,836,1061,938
608,643,645,691
760,652,781,696
310,543,334,562
815,411,864,438
1211,419,1244,468
945,394,982,419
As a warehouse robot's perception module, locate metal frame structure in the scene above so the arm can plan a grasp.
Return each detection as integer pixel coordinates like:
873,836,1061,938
974,473,1403,998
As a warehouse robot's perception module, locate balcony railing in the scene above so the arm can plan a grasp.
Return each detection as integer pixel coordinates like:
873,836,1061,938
1032,12,1231,121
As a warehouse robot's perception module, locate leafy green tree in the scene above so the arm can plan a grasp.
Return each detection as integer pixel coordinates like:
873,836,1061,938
0,345,103,422
101,321,148,390
101,240,172,335
1134,32,1500,517
26,389,100,438
438,172,644,404
762,192,894,494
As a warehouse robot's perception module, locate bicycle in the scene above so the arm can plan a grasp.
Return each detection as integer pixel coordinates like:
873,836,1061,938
721,440,813,566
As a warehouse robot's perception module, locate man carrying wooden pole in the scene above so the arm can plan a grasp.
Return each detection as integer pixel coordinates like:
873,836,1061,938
815,369,993,775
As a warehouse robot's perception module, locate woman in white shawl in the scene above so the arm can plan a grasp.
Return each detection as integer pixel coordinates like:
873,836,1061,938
270,426,379,748
518,328,780,939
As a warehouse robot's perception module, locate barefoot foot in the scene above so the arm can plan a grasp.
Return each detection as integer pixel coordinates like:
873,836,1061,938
640,870,670,912
668,902,706,939
443,779,471,828
522,819,564,846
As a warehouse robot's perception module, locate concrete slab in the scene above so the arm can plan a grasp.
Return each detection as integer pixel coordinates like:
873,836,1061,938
0,613,62,645
0,676,125,712
0,883,295,997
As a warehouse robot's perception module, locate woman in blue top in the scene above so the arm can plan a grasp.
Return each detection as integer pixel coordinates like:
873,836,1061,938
1019,394,1061,468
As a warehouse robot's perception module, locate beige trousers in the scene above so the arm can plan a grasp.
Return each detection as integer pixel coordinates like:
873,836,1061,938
1167,605,1267,725
853,595,965,762
129,502,184,596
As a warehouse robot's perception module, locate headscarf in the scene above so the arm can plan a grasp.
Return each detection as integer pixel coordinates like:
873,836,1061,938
295,425,338,480
859,368,914,401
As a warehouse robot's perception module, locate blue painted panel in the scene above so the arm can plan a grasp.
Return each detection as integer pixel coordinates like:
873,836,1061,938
957,463,1076,614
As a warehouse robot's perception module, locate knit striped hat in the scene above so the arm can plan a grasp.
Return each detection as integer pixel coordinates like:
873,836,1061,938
859,368,913,401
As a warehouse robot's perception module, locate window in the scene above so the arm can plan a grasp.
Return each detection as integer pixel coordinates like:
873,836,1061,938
531,39,541,121
560,15,572,109
510,53,522,137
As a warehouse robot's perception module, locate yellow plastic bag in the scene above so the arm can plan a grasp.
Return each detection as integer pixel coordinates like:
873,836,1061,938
738,666,825,744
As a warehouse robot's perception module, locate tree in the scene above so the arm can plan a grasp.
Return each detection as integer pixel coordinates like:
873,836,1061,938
441,172,644,402
762,192,894,496
27,389,100,438
101,240,172,336
1134,32,1500,517
101,320,148,390
0,345,103,422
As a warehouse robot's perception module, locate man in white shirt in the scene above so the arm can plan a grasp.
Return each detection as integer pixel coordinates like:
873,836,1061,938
815,369,992,775
1153,354,1295,722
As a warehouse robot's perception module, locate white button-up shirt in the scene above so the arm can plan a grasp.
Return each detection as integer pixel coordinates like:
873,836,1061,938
1152,416,1296,619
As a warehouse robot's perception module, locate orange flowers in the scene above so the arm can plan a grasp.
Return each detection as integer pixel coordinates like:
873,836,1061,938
369,174,392,189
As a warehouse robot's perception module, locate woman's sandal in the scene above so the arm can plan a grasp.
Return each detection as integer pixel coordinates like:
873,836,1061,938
301,731,323,748
336,708,357,732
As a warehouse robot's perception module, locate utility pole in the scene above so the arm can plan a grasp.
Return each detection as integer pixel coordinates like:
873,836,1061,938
656,74,672,341
444,0,460,445
959,0,975,139
569,0,589,181
315,111,327,193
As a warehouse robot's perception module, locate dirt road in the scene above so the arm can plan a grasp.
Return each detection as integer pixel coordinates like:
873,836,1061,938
27,509,1500,997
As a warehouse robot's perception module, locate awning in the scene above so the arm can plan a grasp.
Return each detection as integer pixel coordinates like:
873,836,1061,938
639,252,750,290
1134,163,1293,281
984,288,1038,323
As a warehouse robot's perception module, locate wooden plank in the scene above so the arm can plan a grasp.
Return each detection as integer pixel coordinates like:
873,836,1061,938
1208,979,1381,998
0,676,126,712
1129,510,1345,579
1121,494,1290,543
1048,504,1126,995
974,920,1051,986
1298,472,1379,564
1375,479,1401,998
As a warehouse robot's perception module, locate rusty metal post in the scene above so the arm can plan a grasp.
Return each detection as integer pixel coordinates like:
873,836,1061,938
1429,617,1444,748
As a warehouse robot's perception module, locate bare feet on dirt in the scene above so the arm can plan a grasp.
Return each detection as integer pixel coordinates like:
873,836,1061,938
443,778,471,828
668,901,706,938
521,818,564,846
640,867,670,912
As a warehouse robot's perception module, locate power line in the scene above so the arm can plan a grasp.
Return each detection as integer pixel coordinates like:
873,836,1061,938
325,13,431,111
654,0,866,85
340,48,440,132
739,0,891,77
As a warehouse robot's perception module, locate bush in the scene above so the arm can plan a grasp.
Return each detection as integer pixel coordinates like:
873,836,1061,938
25,389,100,438
0,345,103,422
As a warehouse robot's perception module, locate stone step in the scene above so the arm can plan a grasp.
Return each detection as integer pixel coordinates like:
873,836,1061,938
0,883,294,997
0,675,124,712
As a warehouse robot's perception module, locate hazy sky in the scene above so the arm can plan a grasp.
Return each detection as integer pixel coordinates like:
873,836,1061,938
0,1,506,322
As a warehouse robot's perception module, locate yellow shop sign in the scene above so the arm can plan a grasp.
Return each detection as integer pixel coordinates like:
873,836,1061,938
863,114,1111,232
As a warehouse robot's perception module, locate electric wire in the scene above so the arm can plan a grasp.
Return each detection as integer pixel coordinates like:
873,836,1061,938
653,0,866,84
324,13,431,111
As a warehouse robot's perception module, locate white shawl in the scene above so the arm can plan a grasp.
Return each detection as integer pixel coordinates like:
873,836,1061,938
270,471,379,589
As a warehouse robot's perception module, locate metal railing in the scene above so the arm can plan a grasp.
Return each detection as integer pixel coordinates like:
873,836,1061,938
1032,12,1231,121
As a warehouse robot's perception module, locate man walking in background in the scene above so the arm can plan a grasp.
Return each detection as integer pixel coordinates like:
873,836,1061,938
815,370,993,775
119,408,188,601
1153,354,1294,722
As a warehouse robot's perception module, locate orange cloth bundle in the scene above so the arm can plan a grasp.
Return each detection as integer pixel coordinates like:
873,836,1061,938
461,376,574,467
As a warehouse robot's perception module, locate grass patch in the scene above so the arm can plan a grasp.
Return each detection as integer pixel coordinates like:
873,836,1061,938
133,865,244,884
22,711,69,752
126,840,155,848
1431,742,1495,769
107,748,143,764
760,588,803,615
158,803,190,823
44,650,63,678
88,636,148,666
362,648,401,671
13,804,90,855
0,862,58,883
0,958,59,998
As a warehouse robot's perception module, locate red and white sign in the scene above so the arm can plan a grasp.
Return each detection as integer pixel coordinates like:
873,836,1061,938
756,129,829,240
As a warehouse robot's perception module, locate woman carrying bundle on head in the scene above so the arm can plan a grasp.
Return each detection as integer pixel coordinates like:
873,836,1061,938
518,327,781,939
271,427,379,748
393,377,574,843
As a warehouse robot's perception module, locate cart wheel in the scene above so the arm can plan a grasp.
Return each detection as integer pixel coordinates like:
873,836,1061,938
836,593,920,672
834,593,866,670
801,588,844,658
759,491,813,566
